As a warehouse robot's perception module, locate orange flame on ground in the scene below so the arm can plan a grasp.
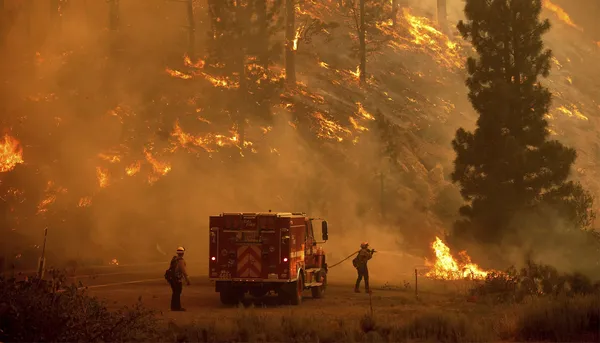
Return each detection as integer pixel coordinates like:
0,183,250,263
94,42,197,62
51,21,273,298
96,167,109,188
0,135,24,173
425,237,491,280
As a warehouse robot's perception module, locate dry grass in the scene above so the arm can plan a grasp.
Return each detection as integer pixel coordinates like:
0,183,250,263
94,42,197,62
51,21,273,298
161,294,600,342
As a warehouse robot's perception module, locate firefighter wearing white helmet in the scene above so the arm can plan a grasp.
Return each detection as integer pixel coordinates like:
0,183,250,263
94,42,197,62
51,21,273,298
353,241,375,293
165,246,191,311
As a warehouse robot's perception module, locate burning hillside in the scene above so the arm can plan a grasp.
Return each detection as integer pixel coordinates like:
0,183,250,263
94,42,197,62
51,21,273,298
0,0,599,267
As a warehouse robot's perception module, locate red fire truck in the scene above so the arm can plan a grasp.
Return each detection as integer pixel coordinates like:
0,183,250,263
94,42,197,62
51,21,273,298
208,212,329,305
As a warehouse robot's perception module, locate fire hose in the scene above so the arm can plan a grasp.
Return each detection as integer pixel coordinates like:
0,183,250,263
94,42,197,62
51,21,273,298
327,249,376,269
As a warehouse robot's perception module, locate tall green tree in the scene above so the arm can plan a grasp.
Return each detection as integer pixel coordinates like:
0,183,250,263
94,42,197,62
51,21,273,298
451,0,594,246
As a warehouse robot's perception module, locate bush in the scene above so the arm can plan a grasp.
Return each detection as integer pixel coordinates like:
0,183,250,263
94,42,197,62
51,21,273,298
471,260,600,303
0,274,158,342
400,311,492,343
516,295,600,342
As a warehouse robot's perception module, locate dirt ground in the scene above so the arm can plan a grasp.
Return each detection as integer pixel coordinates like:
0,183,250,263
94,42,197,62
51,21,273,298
87,272,489,327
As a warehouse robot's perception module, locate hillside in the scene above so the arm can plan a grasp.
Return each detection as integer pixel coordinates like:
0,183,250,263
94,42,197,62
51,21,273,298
0,0,599,271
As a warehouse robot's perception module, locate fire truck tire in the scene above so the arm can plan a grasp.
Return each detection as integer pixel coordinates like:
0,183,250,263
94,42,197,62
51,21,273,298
219,289,241,306
311,271,327,298
290,277,303,306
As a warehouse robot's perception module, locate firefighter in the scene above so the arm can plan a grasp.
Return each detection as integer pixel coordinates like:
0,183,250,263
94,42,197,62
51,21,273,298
169,246,191,311
354,241,374,293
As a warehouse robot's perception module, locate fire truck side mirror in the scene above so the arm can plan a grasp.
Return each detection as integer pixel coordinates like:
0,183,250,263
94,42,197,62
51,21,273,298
321,221,328,241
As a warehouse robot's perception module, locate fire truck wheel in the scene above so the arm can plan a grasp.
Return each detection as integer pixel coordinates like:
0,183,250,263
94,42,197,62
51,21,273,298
219,289,241,306
290,277,303,306
311,271,327,298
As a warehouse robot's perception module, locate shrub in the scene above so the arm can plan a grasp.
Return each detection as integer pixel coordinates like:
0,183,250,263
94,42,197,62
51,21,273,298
0,275,158,342
515,295,600,342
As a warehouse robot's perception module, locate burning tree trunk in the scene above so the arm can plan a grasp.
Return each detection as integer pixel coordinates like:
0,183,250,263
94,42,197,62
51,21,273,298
285,0,296,84
437,0,447,33
108,0,119,31
358,0,366,84
186,0,195,59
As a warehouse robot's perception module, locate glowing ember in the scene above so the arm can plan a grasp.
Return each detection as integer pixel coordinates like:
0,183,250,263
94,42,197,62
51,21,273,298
78,196,92,207
312,112,352,142
144,149,171,184
98,152,121,163
425,237,490,280
165,67,192,80
542,0,582,31
0,134,24,173
126,161,141,176
96,167,109,188
109,258,119,266
556,105,588,121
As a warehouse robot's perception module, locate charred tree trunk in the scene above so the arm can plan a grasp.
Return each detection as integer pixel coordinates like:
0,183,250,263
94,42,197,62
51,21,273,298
236,1,249,145
186,0,195,59
391,0,398,27
0,0,6,50
108,0,120,55
208,0,225,60
256,0,268,69
284,0,296,85
436,0,447,33
358,0,366,84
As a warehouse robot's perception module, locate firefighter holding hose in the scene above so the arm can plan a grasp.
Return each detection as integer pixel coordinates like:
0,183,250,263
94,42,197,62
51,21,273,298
353,241,375,293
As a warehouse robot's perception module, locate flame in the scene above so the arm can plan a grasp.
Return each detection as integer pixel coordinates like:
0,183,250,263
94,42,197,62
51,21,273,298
0,135,24,173
425,237,491,280
78,196,92,207
374,9,463,69
542,0,582,31
126,161,141,176
37,181,67,214
293,27,301,51
556,105,588,121
96,167,109,188
312,112,352,142
165,67,192,80
171,121,253,154
109,258,119,266
144,149,171,184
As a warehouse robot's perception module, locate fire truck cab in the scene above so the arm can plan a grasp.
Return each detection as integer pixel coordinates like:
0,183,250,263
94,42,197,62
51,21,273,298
208,212,329,305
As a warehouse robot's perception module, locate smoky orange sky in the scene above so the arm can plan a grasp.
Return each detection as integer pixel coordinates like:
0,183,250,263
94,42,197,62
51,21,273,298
1,0,599,280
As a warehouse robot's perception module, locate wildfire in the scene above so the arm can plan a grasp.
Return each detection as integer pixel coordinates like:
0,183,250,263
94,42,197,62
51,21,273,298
109,258,119,266
96,167,109,188
425,237,491,280
542,0,582,31
0,135,24,173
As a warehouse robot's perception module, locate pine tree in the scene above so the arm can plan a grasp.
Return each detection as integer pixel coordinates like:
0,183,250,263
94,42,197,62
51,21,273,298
451,0,594,246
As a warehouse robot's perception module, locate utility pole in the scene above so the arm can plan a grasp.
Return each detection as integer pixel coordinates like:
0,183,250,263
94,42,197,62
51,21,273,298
284,0,296,84
37,228,48,279
380,171,384,219
186,0,195,59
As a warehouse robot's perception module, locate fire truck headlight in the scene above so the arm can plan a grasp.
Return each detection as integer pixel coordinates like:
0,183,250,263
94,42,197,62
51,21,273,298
283,257,288,262
211,256,216,261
